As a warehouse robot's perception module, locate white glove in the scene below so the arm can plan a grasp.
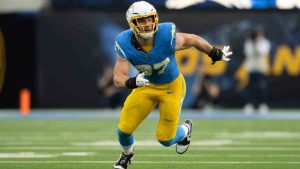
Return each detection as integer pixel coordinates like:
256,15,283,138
136,72,149,87
221,46,233,62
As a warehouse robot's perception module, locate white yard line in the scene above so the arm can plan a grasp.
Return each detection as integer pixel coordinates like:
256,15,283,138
0,161,299,164
102,154,300,157
73,140,234,147
183,147,300,151
3,141,300,146
1,146,300,151
1,152,299,159
0,152,93,158
0,152,56,158
216,132,300,139
62,152,93,156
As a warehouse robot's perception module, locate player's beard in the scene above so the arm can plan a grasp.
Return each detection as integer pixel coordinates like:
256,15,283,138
138,32,154,40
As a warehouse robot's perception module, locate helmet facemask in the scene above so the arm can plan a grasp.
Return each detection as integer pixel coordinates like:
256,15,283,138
129,13,158,40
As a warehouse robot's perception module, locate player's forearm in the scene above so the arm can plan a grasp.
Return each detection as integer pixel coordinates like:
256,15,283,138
113,74,129,88
192,35,233,64
192,34,213,55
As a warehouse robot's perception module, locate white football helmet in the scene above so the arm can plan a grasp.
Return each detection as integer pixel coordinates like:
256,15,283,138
126,1,159,40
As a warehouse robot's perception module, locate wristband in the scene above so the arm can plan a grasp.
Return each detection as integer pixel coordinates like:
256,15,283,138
125,77,137,89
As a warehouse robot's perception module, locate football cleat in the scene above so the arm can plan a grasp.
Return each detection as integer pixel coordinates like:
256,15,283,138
176,119,193,154
113,152,134,169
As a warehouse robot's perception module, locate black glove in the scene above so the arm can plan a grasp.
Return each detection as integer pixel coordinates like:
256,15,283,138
208,47,223,65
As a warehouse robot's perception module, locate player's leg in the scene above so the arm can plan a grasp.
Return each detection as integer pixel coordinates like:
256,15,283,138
257,73,269,113
114,88,157,169
244,72,255,114
157,110,192,154
176,119,193,154
155,74,192,153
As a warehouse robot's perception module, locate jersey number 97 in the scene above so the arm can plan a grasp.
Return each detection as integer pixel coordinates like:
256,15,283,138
136,57,170,76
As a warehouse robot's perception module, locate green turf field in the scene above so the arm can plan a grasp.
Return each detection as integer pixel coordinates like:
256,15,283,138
0,118,299,169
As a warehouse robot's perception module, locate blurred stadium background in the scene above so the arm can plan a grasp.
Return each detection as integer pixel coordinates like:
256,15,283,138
1,0,300,110
0,1,300,169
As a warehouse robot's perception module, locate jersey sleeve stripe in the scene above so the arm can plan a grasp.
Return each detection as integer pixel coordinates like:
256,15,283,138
115,41,127,59
170,24,176,46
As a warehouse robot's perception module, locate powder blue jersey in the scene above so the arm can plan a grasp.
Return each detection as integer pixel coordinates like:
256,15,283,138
115,22,180,84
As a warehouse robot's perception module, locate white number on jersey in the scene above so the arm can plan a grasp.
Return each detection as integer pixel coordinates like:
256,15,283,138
135,57,170,76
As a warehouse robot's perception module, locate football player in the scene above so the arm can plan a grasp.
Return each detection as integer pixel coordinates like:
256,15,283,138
113,1,232,169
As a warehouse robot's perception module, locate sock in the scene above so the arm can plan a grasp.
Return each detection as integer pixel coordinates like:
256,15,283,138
117,129,134,154
181,123,189,137
122,145,134,155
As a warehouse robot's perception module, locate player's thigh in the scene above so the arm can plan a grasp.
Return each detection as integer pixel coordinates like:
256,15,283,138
156,74,186,141
156,100,182,141
119,89,156,134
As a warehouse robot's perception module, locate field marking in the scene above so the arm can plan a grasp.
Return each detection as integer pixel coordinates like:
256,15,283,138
1,131,299,142
1,146,300,151
0,161,299,164
73,140,233,147
1,152,299,159
102,154,300,157
0,152,93,158
0,152,56,158
61,152,93,156
216,132,300,139
3,141,300,146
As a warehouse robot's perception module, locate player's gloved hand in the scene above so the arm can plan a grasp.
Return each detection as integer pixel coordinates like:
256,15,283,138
209,46,233,65
136,72,149,87
125,72,149,89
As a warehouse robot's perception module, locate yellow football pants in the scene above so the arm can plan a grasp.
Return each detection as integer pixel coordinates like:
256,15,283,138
118,73,186,141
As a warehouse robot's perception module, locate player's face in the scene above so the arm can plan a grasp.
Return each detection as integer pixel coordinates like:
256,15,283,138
136,16,154,33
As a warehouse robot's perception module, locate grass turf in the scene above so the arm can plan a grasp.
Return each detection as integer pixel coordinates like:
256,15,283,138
0,117,299,169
